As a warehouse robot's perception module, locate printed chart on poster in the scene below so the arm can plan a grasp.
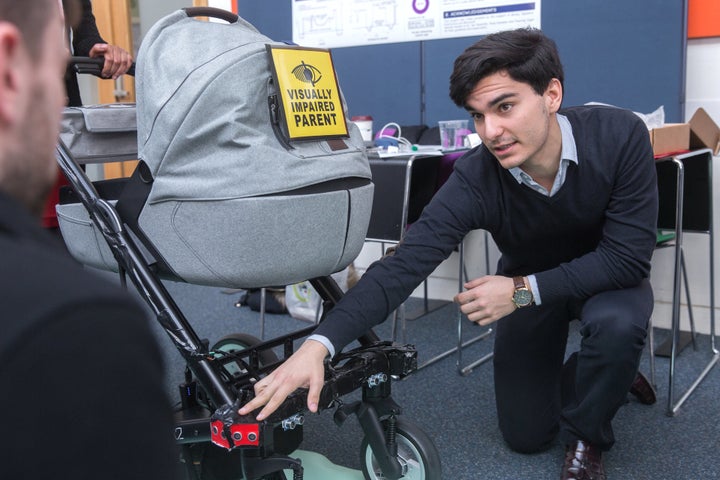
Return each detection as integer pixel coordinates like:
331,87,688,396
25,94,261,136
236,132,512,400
292,0,541,48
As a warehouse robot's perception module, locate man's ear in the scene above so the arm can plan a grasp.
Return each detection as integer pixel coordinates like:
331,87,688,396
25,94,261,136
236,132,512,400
0,23,24,126
544,78,563,114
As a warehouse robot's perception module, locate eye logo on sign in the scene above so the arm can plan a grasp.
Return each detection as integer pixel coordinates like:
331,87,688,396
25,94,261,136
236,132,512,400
268,45,348,140
292,61,323,86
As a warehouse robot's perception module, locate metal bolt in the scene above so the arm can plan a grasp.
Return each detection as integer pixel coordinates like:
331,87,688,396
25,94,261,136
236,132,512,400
367,373,388,387
281,413,305,431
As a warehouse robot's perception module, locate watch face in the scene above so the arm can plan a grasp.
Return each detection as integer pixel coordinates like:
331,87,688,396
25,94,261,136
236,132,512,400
513,289,533,307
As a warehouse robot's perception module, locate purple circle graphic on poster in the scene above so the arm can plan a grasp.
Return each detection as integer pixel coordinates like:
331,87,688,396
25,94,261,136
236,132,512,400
413,0,430,15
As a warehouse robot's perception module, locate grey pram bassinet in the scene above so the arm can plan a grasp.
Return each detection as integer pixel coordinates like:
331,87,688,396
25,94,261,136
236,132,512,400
58,10,373,289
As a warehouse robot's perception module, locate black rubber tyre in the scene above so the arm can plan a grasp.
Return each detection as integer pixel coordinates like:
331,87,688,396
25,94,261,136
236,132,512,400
360,417,442,480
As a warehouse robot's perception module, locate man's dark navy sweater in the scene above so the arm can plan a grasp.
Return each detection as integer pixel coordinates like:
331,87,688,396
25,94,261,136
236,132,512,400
315,105,658,353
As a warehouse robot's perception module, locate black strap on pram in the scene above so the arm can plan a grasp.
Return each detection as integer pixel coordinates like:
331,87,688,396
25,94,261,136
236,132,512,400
182,6,239,23
114,160,183,279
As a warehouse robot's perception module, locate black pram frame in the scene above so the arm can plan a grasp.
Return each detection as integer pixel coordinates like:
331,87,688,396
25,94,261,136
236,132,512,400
55,51,441,480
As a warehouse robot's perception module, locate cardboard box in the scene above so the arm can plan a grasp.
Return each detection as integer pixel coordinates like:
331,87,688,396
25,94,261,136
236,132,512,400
649,123,690,156
649,108,720,157
689,107,720,155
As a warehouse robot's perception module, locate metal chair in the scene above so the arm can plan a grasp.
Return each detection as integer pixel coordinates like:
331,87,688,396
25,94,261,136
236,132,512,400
653,149,718,416
366,149,494,374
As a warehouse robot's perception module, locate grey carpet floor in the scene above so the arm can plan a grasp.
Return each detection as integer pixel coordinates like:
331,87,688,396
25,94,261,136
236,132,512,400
142,280,720,480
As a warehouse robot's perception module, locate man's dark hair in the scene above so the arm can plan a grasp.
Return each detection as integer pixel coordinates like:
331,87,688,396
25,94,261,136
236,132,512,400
0,0,78,59
449,28,564,107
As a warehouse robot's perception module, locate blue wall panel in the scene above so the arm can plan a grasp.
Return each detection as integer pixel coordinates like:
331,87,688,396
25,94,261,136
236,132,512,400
237,0,685,132
542,0,685,121
330,43,424,128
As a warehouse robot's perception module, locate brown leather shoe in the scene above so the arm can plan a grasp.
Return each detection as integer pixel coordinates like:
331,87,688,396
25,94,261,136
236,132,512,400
561,440,606,480
629,371,657,405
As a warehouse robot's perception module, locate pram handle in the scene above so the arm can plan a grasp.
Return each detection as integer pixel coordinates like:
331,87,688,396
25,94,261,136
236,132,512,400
183,6,239,23
69,56,136,77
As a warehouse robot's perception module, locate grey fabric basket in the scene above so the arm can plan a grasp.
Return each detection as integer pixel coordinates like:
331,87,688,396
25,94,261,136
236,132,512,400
56,103,137,269
128,10,373,289
59,104,138,163
56,201,119,271
57,199,159,274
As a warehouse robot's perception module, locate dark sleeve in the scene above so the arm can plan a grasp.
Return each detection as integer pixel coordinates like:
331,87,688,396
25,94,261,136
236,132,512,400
65,0,107,105
535,116,658,303
313,164,481,353
0,301,181,479
72,0,106,55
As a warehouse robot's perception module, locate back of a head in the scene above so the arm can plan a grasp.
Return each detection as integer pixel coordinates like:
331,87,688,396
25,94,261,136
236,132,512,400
449,28,564,108
0,0,75,216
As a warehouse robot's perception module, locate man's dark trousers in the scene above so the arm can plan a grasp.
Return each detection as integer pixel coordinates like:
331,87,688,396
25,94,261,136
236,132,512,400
492,279,653,452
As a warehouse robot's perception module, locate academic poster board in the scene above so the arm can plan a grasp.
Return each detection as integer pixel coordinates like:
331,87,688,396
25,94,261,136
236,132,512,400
292,0,541,48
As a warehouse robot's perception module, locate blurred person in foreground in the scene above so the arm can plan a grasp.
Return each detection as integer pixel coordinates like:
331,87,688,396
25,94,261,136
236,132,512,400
0,1,179,478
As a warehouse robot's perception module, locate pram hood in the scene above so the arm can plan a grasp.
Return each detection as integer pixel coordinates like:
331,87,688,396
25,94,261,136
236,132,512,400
98,9,375,288
135,10,371,205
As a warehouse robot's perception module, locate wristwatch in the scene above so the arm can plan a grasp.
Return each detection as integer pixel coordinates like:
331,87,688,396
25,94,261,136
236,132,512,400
511,276,534,308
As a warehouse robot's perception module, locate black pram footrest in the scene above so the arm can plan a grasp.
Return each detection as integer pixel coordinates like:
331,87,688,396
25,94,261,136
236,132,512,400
261,343,418,424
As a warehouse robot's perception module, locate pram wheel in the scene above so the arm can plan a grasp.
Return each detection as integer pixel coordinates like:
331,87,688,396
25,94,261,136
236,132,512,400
185,333,287,480
360,417,441,480
212,333,280,376
194,333,279,415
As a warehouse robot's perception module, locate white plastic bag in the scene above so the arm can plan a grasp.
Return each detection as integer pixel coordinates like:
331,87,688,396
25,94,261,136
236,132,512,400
285,281,321,323
585,102,665,129
285,268,350,323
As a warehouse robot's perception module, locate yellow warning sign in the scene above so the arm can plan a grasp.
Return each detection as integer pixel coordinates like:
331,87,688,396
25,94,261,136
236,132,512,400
268,46,348,140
